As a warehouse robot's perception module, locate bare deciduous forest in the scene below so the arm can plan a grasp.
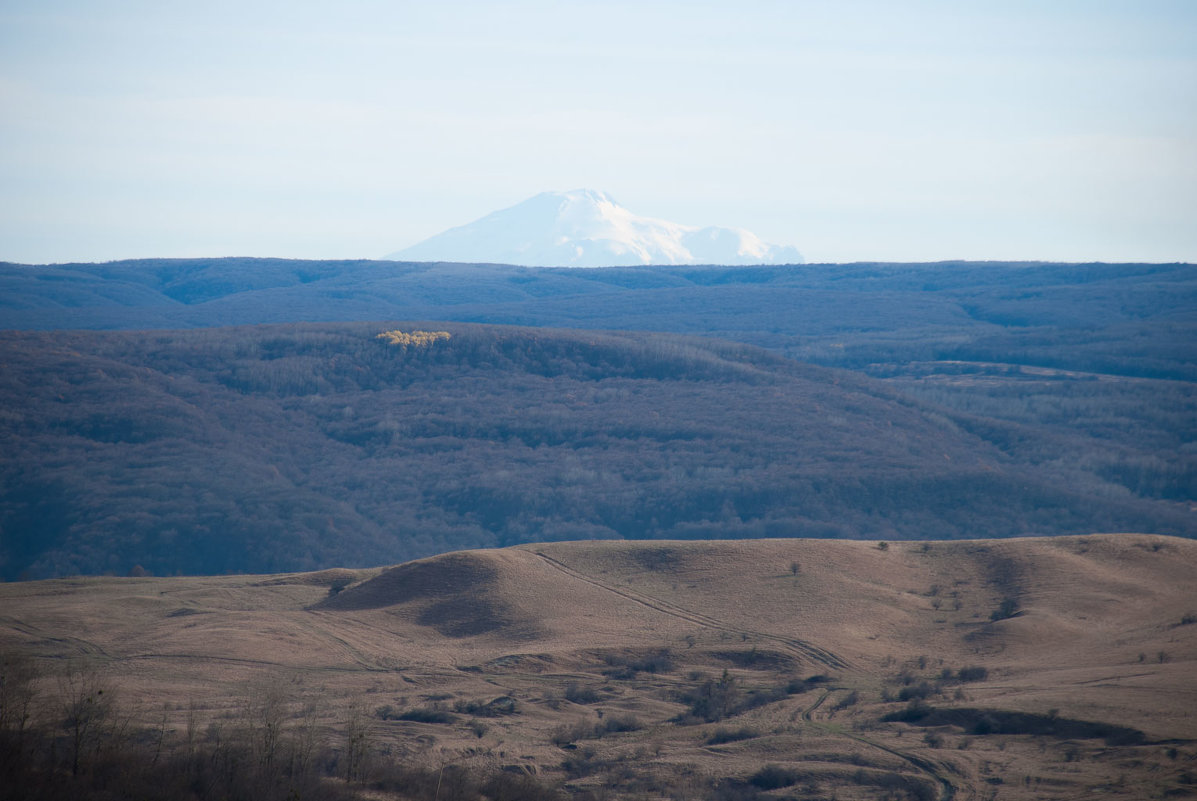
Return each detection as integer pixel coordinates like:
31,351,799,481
0,258,1193,579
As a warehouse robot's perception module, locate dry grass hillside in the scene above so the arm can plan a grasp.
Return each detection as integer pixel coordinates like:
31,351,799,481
2,534,1195,800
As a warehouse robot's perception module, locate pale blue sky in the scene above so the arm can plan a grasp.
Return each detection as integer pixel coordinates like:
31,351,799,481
1,1,1194,264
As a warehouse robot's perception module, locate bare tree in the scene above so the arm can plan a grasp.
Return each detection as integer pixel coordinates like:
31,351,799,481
238,678,289,779
0,649,39,738
289,699,324,779
0,648,41,772
184,698,200,758
57,657,115,776
343,695,370,784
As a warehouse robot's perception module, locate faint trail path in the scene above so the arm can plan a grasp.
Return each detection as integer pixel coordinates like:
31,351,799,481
0,617,111,660
532,551,851,671
796,689,960,801
533,551,957,798
307,622,394,671
844,732,960,801
799,688,830,722
126,653,290,668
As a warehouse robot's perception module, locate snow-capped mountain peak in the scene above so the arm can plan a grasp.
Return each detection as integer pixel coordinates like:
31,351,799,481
386,190,803,267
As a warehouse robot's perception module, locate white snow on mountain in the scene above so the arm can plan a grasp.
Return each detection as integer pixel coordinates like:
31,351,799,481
386,190,803,267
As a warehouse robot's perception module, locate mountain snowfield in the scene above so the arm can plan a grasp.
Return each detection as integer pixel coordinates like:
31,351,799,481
386,189,804,267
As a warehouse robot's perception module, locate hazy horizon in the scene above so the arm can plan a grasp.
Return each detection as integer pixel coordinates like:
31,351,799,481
1,1,1194,265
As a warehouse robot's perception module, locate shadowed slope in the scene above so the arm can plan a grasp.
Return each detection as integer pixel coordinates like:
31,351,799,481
318,552,500,611
315,551,540,640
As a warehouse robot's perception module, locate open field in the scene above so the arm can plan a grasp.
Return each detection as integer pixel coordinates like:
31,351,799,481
2,534,1196,799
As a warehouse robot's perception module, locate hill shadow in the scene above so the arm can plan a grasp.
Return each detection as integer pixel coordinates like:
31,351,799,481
313,552,540,640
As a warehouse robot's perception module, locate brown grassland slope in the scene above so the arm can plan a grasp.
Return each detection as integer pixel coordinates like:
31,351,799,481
1,534,1195,800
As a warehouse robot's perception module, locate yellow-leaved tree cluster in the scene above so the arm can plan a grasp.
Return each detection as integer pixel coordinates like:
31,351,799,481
375,330,451,348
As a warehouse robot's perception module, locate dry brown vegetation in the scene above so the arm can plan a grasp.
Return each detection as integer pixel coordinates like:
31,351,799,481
2,534,1195,800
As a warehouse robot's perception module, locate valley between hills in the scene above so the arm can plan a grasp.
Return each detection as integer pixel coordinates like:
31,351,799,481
2,535,1195,800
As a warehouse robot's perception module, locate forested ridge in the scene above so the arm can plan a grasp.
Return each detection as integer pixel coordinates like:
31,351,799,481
1,322,1191,580
2,259,1193,384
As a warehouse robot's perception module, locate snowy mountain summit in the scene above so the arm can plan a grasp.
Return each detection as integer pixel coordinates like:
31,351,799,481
386,189,803,267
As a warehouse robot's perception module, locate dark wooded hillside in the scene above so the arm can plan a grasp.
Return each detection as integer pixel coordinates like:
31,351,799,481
1,323,1190,580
